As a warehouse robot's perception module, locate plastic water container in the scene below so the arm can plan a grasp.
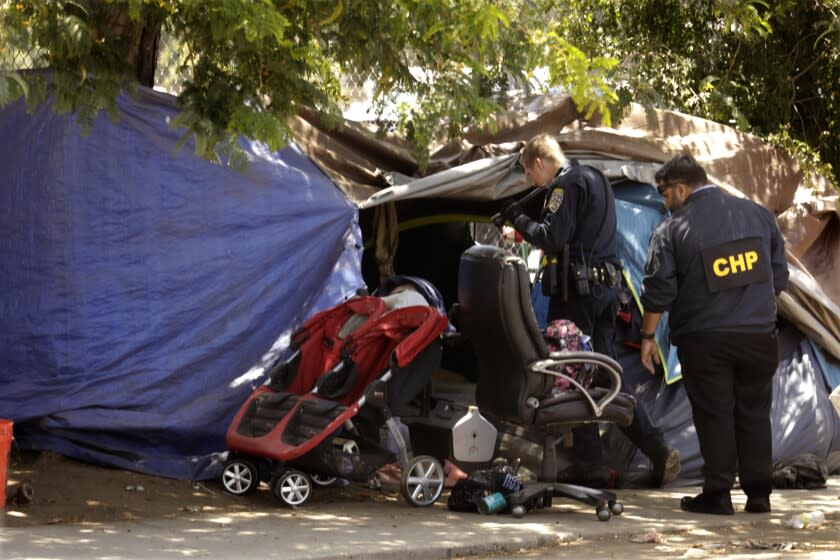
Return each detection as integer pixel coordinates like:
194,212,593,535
452,406,497,462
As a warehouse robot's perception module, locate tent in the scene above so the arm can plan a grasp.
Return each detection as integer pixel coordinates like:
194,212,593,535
0,88,364,480
301,95,840,486
350,165,840,485
2,83,838,485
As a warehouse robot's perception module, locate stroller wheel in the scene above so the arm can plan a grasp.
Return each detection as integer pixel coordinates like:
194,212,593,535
272,469,313,507
221,459,259,496
310,473,338,487
400,455,444,507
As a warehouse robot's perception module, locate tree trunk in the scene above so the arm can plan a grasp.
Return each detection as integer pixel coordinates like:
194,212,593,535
92,3,161,88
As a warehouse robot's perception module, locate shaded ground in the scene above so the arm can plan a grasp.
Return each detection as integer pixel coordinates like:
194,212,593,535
4,450,839,560
468,520,840,559
4,449,396,527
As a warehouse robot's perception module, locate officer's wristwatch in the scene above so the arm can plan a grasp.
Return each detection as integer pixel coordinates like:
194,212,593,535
639,331,656,340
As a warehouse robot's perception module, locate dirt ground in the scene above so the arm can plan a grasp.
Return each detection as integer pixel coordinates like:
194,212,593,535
469,525,840,560
5,450,839,560
3,449,397,528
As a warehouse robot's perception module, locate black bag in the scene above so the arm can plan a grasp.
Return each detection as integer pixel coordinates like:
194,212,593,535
772,454,829,489
446,478,486,513
446,462,524,512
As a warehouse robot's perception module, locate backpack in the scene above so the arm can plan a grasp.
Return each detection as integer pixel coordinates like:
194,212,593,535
543,319,595,393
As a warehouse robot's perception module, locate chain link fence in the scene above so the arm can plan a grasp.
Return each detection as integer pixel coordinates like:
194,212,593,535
472,222,539,278
0,30,40,71
154,32,372,117
1,31,371,117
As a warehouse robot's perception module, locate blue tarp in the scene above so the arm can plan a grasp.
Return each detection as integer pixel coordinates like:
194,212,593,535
0,88,364,480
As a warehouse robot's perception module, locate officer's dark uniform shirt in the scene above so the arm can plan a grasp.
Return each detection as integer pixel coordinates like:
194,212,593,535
641,185,789,342
513,160,618,265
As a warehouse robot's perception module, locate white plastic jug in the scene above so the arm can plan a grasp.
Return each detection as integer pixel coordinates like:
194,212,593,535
452,405,498,462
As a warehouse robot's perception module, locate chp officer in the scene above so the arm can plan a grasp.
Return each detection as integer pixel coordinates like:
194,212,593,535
502,134,677,487
639,154,789,514
501,133,620,355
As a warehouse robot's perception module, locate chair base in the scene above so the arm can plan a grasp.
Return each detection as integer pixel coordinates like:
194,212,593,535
506,482,622,521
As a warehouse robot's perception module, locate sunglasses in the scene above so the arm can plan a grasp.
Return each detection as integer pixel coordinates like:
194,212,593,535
656,181,680,196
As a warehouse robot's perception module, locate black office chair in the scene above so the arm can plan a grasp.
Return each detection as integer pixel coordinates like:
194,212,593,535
457,244,635,520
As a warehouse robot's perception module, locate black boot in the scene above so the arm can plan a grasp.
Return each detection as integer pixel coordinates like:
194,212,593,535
680,491,734,515
745,496,771,513
742,482,772,513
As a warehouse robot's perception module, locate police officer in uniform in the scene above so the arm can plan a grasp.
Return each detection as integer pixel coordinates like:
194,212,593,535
640,154,789,514
502,133,678,487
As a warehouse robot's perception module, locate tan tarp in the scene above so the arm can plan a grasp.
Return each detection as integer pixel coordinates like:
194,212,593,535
291,95,840,360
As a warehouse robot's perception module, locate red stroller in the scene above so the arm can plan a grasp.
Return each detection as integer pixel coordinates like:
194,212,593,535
221,296,449,507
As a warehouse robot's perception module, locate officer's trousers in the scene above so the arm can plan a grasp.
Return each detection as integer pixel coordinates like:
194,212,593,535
548,283,619,471
549,284,670,476
676,331,779,497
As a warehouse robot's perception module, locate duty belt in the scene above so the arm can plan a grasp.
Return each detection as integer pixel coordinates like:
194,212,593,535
575,263,619,287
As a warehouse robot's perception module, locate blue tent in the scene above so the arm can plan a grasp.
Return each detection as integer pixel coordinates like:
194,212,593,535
0,88,364,479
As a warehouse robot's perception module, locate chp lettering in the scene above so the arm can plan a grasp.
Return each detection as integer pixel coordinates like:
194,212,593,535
700,237,769,293
712,251,760,277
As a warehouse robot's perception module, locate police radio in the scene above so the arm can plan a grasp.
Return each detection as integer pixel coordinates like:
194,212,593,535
541,245,569,302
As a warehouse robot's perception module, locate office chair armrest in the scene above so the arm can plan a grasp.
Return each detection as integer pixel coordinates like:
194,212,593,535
529,351,623,418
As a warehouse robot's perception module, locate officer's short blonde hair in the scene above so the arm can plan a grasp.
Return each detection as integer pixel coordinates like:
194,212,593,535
521,133,564,168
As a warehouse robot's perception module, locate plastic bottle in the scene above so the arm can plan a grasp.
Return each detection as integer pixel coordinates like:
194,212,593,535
785,510,825,529
452,406,498,463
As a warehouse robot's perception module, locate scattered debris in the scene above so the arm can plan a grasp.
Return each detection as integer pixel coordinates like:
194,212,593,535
192,481,216,495
6,481,35,506
631,529,665,544
729,540,815,552
785,510,825,529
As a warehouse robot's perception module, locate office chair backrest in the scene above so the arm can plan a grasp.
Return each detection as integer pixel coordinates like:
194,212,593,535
458,244,552,425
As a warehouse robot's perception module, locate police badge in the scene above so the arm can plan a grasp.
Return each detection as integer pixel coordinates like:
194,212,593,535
548,188,564,212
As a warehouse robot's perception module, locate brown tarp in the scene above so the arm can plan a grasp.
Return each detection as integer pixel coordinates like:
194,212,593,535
291,95,840,360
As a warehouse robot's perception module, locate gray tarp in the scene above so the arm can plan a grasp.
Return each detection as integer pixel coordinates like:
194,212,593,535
293,95,840,363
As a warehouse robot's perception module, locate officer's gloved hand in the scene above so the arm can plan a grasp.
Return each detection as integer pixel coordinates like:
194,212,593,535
501,202,524,224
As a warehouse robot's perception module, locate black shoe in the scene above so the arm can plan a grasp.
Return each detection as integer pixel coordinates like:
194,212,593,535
745,496,771,513
680,492,734,515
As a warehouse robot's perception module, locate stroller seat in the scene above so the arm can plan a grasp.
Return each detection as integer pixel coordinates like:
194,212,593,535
266,296,389,394
222,301,449,508
457,244,635,520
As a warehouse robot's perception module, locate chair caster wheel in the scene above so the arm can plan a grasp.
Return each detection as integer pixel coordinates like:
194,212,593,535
609,500,623,516
596,506,611,521
511,505,526,519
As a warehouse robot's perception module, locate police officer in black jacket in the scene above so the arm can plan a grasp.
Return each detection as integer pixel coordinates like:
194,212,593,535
502,133,679,487
640,154,789,515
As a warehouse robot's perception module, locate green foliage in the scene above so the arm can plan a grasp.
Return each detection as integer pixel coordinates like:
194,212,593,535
551,0,840,191
1,0,838,190
1,0,548,168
